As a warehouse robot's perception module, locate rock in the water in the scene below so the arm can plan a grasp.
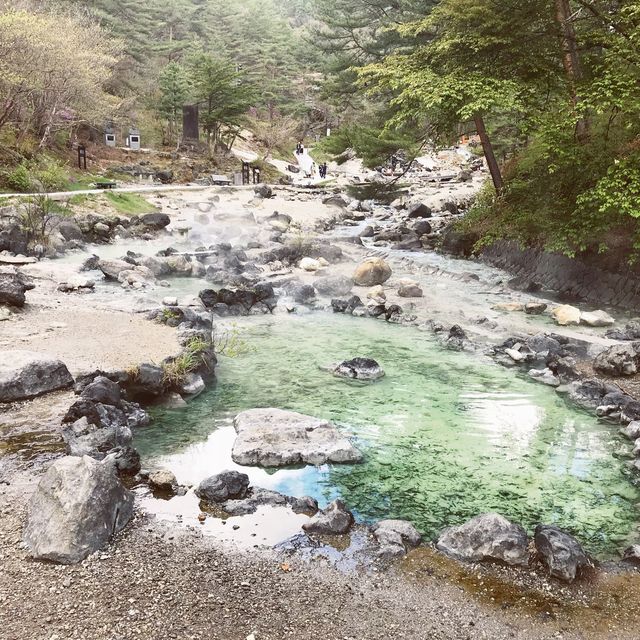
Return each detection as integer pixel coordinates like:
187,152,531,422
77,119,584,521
148,469,177,492
0,351,73,403
141,213,171,230
195,470,250,503
551,305,581,326
302,499,353,535
580,310,615,327
97,259,131,281
534,525,591,582
314,275,354,297
373,519,422,558
398,283,423,298
524,302,548,315
331,358,385,381
436,513,529,567
222,487,318,516
299,257,322,272
407,202,432,219
232,408,363,467
593,342,640,377
23,456,134,564
353,258,392,287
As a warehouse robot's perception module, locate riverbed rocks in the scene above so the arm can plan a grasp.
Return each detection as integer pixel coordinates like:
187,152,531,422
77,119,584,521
198,284,277,316
534,525,591,582
23,456,134,564
148,469,178,492
330,358,385,381
314,275,354,297
593,342,640,376
195,470,250,503
551,305,581,326
353,258,392,287
397,281,423,298
0,351,73,403
302,499,354,535
218,487,319,517
373,519,422,558
580,310,615,327
232,408,363,467
0,267,34,307
436,513,530,567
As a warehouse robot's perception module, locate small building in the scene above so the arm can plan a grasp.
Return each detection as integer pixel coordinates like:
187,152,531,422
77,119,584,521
105,125,116,147
127,128,141,150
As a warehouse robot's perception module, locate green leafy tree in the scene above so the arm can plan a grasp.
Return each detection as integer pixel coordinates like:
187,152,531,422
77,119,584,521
157,61,189,144
188,53,254,154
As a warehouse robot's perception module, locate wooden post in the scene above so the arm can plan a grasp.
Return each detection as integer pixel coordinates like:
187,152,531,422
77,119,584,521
78,145,87,170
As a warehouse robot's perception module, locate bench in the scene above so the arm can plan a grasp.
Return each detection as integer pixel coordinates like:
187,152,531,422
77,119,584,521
94,181,117,190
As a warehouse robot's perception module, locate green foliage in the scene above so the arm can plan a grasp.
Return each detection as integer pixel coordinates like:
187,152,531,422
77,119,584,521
316,124,419,168
0,156,69,193
188,53,255,152
212,324,253,358
2,163,31,192
157,62,190,143
104,192,156,215
18,194,70,246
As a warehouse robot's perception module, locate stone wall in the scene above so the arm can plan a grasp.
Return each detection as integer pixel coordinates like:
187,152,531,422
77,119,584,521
481,241,640,309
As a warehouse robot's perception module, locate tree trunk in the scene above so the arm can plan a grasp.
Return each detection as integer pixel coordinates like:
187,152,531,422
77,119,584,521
474,114,503,194
554,0,589,141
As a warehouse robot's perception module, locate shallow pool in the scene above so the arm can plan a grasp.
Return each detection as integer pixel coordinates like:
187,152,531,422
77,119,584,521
134,313,640,556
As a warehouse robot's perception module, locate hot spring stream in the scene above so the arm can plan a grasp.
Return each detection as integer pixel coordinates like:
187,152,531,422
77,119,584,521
134,313,640,558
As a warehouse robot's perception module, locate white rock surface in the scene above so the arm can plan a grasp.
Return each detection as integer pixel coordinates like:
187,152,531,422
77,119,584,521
232,408,363,467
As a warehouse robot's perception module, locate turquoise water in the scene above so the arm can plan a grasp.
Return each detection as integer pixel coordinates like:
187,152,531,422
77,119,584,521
134,313,640,556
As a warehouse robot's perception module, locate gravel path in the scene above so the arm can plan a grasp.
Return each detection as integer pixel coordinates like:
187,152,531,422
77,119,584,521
1,462,639,640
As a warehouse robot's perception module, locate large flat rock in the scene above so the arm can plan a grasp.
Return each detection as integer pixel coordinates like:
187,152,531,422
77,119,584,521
0,350,73,403
232,408,363,467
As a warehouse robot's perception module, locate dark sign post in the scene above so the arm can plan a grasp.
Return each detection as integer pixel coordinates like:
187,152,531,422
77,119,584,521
241,161,251,185
182,104,200,141
78,145,87,170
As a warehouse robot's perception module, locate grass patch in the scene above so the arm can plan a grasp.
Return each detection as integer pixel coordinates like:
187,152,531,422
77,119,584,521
104,192,157,215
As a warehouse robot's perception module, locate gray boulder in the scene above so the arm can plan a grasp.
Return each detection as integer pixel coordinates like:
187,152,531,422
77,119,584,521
98,259,132,281
534,525,591,582
331,358,385,381
254,184,273,199
407,202,432,219
0,351,73,403
23,456,134,564
594,342,640,376
232,408,363,467
141,213,171,230
0,269,34,307
195,470,250,503
81,376,121,405
314,275,354,297
302,499,353,535
373,519,422,558
436,513,529,566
